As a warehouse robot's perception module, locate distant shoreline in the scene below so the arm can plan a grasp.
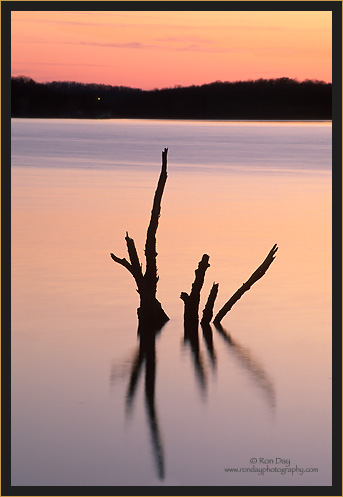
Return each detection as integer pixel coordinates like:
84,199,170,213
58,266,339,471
12,77,332,120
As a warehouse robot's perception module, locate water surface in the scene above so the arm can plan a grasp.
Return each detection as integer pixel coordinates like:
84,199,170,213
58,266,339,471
11,119,332,486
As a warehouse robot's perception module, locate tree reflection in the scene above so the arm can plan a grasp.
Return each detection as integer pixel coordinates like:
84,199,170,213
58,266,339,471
182,321,275,410
111,319,276,481
214,322,276,409
183,322,208,394
201,322,217,369
125,323,166,480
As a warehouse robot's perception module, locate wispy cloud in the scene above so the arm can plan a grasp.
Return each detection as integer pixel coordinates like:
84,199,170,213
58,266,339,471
78,40,154,49
13,33,298,56
17,36,227,53
13,17,108,27
13,61,110,67
156,35,214,44
13,12,330,35
78,40,247,54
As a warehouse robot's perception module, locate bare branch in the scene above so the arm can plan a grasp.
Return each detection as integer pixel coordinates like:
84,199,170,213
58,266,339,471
180,292,189,304
110,233,144,290
144,148,168,296
189,254,210,300
125,232,144,282
213,244,278,325
180,254,210,327
110,253,133,274
201,282,219,326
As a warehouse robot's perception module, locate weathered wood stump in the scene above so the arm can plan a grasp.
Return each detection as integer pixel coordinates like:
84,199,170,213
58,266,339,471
111,148,169,331
180,254,210,331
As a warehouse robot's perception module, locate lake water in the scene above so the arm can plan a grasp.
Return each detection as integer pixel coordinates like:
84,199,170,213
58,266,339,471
11,119,332,487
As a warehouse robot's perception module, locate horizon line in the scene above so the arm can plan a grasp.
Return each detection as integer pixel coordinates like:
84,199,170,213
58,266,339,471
11,75,332,92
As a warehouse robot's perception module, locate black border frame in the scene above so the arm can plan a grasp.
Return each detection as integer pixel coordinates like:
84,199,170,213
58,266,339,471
1,2,342,496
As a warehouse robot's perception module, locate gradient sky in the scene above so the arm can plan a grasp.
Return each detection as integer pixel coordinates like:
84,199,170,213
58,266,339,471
11,10,332,89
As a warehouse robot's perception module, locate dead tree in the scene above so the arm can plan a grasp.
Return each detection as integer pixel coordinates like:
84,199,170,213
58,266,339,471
181,245,277,329
110,148,277,330
110,148,169,330
180,254,210,330
201,282,219,326
213,244,278,325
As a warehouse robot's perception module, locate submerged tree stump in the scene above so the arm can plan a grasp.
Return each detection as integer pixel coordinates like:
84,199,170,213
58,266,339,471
110,148,169,330
213,244,278,325
181,246,278,329
201,282,219,326
110,147,277,331
180,254,210,331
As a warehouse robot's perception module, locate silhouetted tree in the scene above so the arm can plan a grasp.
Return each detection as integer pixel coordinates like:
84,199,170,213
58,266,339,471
110,149,169,330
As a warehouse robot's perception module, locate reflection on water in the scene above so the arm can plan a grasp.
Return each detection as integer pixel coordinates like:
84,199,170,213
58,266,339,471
183,322,276,409
183,322,208,394
201,322,217,369
112,318,276,479
214,323,276,409
113,324,166,480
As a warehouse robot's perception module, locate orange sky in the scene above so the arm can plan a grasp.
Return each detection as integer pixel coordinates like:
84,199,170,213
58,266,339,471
11,10,332,89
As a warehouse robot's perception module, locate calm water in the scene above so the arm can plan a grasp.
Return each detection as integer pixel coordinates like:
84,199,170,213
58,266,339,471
11,119,332,487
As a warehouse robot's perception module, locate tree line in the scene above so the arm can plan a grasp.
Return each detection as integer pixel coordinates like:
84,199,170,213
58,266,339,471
11,76,331,120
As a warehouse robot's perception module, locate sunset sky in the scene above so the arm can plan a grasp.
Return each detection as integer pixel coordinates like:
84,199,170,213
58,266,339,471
11,10,332,90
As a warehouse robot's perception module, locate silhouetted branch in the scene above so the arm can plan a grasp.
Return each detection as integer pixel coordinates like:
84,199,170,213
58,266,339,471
125,232,143,278
145,148,168,296
110,150,169,329
110,253,133,274
201,282,219,326
213,244,278,325
111,232,145,292
181,254,210,328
